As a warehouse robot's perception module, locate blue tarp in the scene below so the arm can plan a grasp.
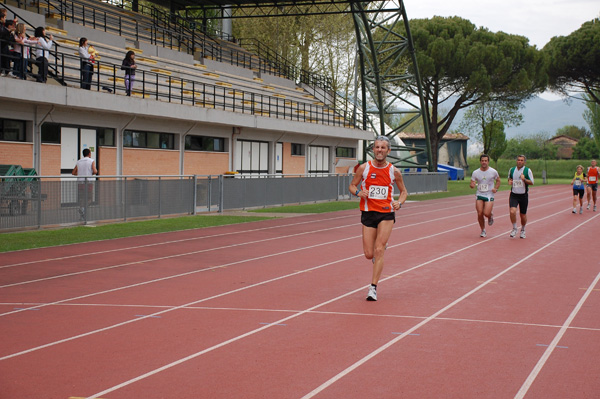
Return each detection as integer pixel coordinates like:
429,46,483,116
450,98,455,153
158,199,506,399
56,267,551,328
437,164,464,180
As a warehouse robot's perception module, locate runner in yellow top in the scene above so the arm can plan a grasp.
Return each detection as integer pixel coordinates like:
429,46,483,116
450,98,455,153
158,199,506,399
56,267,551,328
571,165,587,214
349,136,407,301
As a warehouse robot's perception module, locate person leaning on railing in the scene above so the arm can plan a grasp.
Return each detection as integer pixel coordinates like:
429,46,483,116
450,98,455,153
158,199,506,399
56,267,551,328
12,23,38,79
78,37,94,90
33,26,53,83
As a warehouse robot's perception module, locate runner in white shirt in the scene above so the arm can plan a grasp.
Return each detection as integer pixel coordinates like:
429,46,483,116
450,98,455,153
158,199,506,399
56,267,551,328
470,154,501,237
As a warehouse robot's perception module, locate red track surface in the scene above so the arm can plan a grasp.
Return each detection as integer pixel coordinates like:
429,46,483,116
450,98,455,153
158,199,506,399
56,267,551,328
1,184,599,399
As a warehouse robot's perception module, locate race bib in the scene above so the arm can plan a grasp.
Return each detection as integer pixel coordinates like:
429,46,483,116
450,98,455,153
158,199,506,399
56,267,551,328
368,185,389,200
513,180,524,188
574,180,581,187
478,183,489,192
589,176,597,183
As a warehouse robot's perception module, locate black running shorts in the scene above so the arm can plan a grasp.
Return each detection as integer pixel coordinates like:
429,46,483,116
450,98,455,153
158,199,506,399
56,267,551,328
509,192,529,214
361,211,395,228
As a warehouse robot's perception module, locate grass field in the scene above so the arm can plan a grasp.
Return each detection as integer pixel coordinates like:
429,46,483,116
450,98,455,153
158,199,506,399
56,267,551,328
0,178,571,253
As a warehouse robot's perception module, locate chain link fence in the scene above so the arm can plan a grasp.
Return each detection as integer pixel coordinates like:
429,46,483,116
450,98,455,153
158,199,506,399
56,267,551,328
0,173,446,230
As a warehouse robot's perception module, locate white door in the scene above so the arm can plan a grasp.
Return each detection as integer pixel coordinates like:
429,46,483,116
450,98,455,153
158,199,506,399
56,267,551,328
60,127,97,204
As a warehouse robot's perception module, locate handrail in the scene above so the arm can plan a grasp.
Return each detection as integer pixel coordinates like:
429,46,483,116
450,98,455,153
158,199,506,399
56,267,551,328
0,38,358,129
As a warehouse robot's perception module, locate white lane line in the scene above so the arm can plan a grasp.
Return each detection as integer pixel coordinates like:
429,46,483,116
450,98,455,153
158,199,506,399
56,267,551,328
0,203,479,290
0,215,478,359
514,271,600,399
300,212,600,399
2,191,568,289
0,187,565,270
81,207,576,399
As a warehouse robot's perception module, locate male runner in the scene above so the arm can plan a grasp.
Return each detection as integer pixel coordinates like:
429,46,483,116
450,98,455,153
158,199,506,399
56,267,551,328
586,159,599,211
508,155,534,238
470,154,501,237
349,136,407,301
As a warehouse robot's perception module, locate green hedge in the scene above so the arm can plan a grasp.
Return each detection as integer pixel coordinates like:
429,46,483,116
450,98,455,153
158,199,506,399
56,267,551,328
466,158,589,179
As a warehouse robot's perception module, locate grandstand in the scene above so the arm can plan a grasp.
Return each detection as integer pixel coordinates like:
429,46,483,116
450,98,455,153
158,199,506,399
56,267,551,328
0,0,371,178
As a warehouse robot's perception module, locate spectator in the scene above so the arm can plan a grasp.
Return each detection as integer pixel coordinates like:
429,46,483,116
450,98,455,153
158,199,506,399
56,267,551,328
12,23,37,79
33,26,53,83
78,37,93,89
0,11,15,76
121,50,136,96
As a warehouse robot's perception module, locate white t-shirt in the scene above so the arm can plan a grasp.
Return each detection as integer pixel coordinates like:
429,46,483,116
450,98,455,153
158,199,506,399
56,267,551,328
76,157,95,182
471,167,499,199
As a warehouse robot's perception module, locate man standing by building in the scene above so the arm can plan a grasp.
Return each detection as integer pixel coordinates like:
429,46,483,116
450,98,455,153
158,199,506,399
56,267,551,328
470,154,501,237
72,148,97,219
586,159,599,211
508,155,534,238
349,136,407,301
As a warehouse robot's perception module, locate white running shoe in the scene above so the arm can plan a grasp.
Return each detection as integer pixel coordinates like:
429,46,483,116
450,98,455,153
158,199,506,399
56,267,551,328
587,204,591,210
580,208,583,214
366,285,377,301
480,229,487,238
595,205,597,212
520,229,526,239
572,208,577,214
488,213,494,226
510,228,518,238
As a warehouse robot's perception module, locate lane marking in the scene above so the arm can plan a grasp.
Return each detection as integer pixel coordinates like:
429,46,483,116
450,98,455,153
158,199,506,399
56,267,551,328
82,207,583,399
514,268,600,399
300,213,600,399
0,188,565,271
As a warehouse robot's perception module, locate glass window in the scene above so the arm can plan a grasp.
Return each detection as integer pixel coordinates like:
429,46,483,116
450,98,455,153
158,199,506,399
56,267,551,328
0,119,26,142
124,130,174,149
185,135,225,152
336,147,356,158
291,143,305,156
41,123,61,143
98,128,115,146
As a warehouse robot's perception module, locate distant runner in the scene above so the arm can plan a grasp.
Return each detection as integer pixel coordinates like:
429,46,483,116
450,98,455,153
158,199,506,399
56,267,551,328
470,154,501,237
586,159,599,212
508,155,534,239
571,165,586,214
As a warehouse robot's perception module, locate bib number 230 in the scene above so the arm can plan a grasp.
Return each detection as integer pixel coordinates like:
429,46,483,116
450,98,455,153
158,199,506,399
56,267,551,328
368,185,389,199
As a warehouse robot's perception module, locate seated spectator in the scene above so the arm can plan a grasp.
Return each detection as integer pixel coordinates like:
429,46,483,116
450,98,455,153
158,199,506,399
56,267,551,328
78,37,94,89
34,26,53,83
12,23,37,79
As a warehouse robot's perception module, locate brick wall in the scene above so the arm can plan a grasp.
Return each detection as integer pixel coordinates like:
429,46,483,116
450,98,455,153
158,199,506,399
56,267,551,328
0,142,34,168
282,142,305,174
184,151,229,175
123,148,180,175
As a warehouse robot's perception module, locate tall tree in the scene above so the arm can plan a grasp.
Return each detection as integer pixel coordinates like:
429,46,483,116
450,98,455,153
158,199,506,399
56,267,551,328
391,16,547,168
485,121,507,162
583,91,600,150
459,100,523,154
544,20,600,104
554,125,591,140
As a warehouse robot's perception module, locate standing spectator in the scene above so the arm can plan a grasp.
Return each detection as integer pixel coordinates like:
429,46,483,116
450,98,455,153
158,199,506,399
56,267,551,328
78,37,94,89
0,9,10,76
72,148,97,220
12,23,37,79
1,14,17,77
121,50,136,96
34,26,53,83
571,165,586,214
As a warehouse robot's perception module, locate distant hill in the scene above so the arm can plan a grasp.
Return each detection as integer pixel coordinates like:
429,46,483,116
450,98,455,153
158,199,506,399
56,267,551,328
504,96,588,138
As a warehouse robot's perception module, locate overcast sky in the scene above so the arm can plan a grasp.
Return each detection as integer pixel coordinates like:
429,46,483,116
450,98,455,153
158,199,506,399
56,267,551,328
403,0,599,49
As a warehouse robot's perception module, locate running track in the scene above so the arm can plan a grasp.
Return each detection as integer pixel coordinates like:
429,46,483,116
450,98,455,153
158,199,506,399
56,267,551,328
1,184,599,399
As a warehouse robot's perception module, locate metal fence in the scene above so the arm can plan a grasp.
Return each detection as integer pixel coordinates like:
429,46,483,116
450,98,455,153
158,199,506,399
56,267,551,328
0,173,447,230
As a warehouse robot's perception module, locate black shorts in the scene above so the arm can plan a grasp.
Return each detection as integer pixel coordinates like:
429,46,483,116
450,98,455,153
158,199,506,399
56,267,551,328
588,183,598,192
509,192,529,214
361,211,395,228
573,189,585,198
